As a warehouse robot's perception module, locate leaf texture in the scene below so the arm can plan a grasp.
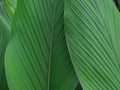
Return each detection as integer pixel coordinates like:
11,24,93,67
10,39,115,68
0,0,11,29
8,0,17,9
5,0,78,90
65,0,120,89
5,0,18,20
0,18,10,90
0,0,11,89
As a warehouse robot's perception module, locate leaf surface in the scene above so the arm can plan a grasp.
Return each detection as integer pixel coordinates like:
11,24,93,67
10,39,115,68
5,0,17,20
5,0,78,90
0,0,10,89
65,0,120,89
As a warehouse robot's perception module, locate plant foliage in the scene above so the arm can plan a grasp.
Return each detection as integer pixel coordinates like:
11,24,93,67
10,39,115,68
1,0,120,90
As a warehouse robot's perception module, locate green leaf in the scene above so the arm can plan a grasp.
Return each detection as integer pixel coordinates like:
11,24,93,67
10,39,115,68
65,0,120,89
0,18,10,90
5,0,78,90
0,0,11,89
0,0,11,29
7,0,18,9
5,0,17,20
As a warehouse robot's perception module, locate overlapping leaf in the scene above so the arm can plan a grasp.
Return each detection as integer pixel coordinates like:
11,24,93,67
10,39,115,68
0,0,11,89
0,18,10,90
65,0,120,89
0,0,11,28
5,0,17,20
5,0,79,90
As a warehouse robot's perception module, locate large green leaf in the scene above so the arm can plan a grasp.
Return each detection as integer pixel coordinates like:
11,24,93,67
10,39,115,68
5,0,78,90
0,0,11,89
65,0,120,89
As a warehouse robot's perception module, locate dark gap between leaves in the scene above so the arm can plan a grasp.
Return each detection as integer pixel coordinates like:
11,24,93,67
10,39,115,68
113,0,120,12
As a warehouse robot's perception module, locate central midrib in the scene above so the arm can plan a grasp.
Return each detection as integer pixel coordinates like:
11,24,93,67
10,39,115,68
47,0,57,90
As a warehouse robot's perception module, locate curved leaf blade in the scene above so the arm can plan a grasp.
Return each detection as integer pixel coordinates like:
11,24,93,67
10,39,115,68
0,18,10,90
65,0,120,89
5,0,78,90
0,0,11,89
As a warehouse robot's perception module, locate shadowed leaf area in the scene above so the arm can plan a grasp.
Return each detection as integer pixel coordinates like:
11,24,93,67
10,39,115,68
113,0,120,11
0,0,11,89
